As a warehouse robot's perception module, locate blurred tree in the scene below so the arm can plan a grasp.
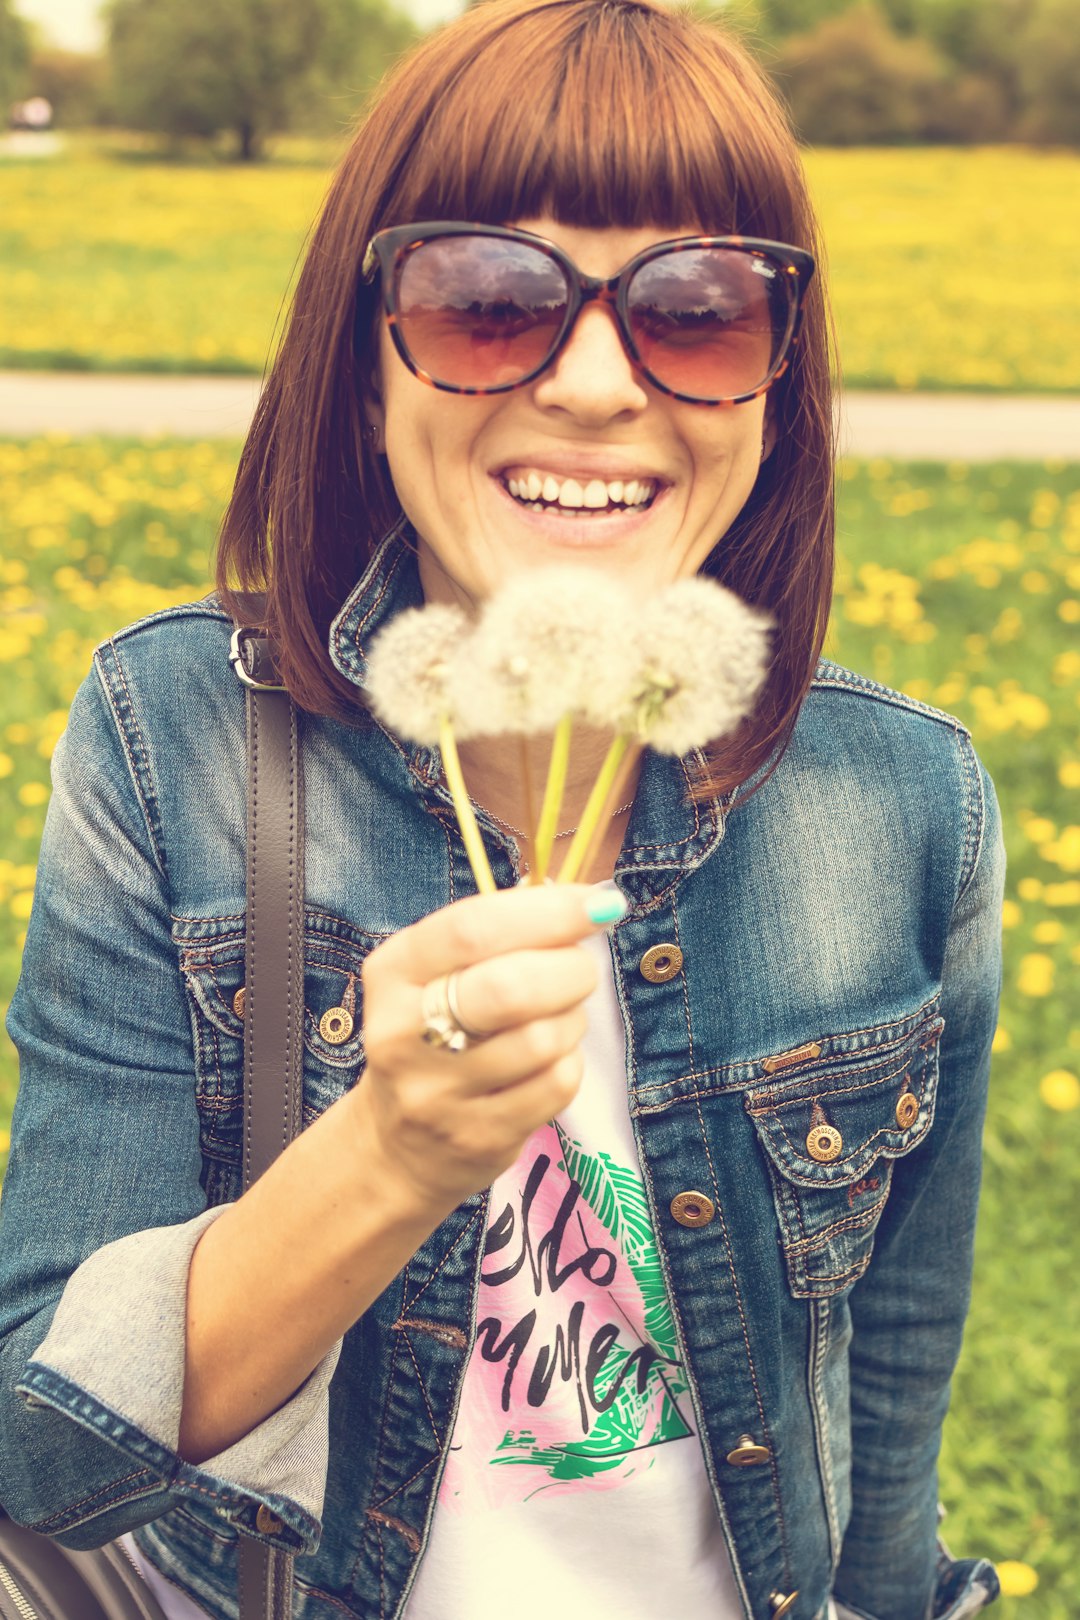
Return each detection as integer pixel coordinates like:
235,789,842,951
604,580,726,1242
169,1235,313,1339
27,48,109,127
0,0,31,118
772,4,946,142
1015,0,1080,144
106,0,415,159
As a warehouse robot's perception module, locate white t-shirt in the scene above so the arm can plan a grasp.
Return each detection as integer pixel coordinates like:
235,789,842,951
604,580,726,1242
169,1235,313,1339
404,922,743,1618
123,920,843,1620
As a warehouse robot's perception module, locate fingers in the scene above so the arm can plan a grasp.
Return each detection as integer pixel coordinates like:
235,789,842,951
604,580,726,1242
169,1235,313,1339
452,1004,590,1095
446,946,600,1041
372,882,626,988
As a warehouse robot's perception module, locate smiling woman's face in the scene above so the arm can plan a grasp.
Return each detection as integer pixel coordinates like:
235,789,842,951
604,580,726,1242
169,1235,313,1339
370,217,770,611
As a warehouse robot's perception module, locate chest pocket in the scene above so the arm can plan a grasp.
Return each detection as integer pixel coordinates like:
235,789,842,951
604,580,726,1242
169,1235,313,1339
175,913,381,1203
744,1007,943,1299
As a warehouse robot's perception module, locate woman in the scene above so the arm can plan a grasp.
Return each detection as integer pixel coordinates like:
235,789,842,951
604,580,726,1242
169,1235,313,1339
0,2,1003,1618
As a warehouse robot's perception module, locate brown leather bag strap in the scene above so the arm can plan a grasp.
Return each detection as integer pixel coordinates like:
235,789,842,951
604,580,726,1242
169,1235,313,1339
230,613,303,1620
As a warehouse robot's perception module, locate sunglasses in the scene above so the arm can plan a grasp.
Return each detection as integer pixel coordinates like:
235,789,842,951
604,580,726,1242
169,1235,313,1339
361,221,815,407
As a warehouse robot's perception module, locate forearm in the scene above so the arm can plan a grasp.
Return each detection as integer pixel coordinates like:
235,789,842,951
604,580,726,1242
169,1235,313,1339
179,1086,449,1463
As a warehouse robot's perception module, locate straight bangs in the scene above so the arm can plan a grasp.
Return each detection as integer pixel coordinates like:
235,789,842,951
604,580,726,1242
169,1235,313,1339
218,0,835,802
378,2,799,244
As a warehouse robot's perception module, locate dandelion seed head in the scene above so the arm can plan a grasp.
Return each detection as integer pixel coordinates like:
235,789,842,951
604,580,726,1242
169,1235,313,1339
451,568,638,736
621,577,773,754
365,603,468,745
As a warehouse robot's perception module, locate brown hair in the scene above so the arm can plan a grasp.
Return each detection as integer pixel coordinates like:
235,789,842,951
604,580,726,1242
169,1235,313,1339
216,0,835,798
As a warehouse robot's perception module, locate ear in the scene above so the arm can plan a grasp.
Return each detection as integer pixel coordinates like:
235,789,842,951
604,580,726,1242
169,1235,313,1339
360,372,386,455
760,406,776,464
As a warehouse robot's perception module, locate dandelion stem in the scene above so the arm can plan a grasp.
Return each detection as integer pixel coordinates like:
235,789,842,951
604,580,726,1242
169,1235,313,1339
518,735,539,883
438,716,496,894
571,738,642,886
533,712,573,884
557,732,631,885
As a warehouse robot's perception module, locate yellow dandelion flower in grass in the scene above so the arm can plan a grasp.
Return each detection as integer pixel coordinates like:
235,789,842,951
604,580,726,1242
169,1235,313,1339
1020,570,1049,594
997,1561,1038,1597
1053,650,1080,683
1061,762,1080,788
1040,828,1080,873
1022,815,1056,843
1017,953,1054,996
0,628,32,663
1017,877,1043,901
17,782,49,808
1033,919,1064,943
10,892,34,922
1001,899,1021,929
1045,881,1080,907
0,753,12,778
1060,601,1080,625
992,1026,1012,1052
0,1127,9,1154
1039,1071,1080,1112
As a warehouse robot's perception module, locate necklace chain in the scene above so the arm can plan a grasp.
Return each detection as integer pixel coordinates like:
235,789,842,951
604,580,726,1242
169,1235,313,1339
487,800,635,841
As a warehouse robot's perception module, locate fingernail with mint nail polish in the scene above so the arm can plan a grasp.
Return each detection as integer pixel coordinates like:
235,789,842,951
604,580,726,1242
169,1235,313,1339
586,890,628,927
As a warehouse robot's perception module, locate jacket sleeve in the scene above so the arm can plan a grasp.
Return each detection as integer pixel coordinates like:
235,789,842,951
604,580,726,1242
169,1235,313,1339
0,659,338,1555
832,738,1004,1620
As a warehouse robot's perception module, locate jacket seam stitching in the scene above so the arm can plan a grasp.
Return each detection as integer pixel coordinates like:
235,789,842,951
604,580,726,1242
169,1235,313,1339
808,1298,841,1566
94,644,169,878
691,1092,792,1575
952,730,985,907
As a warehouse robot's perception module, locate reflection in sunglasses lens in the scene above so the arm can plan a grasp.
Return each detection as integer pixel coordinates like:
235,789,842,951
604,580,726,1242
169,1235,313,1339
627,249,787,401
398,237,569,388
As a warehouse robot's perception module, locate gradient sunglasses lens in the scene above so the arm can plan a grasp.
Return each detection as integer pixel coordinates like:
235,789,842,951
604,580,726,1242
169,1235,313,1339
625,246,797,402
395,235,570,389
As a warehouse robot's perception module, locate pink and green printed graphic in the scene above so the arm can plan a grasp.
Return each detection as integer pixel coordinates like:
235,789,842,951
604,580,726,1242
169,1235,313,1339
437,1122,696,1510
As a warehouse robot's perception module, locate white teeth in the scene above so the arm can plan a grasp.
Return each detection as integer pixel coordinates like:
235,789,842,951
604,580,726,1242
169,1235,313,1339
505,471,657,510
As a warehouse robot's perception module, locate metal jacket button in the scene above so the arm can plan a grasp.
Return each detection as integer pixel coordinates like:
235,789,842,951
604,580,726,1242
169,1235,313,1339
256,1504,284,1536
895,1090,919,1128
670,1190,715,1227
320,1006,354,1044
726,1433,771,1466
806,1123,842,1162
769,1593,799,1617
639,943,684,983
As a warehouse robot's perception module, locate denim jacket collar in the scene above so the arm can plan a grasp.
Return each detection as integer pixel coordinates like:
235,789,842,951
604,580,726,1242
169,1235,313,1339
328,524,727,901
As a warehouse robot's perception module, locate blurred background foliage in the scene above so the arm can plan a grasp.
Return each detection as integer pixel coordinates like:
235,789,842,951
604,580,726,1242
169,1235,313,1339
2,0,1079,149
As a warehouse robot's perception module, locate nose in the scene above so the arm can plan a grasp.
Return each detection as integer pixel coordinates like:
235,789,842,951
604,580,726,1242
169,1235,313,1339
531,302,649,423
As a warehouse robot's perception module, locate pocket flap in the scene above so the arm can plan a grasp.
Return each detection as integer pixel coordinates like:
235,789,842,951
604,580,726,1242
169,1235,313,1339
745,1010,944,1188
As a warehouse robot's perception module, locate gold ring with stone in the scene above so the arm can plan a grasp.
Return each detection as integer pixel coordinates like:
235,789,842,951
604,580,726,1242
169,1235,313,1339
420,974,471,1053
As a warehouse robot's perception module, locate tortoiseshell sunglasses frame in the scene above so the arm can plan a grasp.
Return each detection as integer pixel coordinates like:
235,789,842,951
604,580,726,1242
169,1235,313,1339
360,220,815,407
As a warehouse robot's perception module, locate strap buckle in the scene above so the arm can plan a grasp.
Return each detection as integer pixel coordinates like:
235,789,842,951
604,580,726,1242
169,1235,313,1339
230,625,286,691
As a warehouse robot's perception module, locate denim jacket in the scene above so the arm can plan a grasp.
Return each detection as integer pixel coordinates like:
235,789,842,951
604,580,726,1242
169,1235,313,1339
0,532,1003,1620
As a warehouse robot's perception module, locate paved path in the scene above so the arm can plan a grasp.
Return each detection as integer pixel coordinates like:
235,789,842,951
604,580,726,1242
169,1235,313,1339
1,371,1078,459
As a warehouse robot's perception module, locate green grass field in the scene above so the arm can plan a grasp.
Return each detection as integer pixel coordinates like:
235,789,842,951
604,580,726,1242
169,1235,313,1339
0,439,1077,1609
1,143,1079,390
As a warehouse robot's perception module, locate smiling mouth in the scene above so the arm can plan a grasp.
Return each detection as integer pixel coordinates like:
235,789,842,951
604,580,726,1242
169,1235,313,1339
501,470,660,515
